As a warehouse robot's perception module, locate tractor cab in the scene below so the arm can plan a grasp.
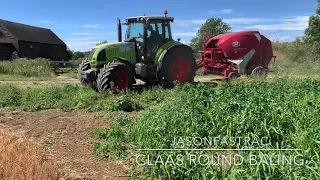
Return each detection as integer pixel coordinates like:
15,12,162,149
120,11,174,63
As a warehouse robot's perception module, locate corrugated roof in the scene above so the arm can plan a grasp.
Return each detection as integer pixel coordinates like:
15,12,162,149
0,19,66,46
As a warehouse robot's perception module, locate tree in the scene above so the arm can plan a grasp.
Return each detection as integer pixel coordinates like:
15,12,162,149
66,47,73,60
190,18,231,51
73,51,86,60
304,1,320,47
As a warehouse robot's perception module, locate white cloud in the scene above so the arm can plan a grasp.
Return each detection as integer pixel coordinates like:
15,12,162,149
173,20,205,27
82,24,101,28
69,32,92,35
41,20,53,23
208,9,234,15
174,18,268,27
180,40,191,45
174,16,309,31
244,16,309,31
65,40,102,51
64,34,116,51
221,9,234,14
224,18,270,24
269,36,297,42
173,32,197,36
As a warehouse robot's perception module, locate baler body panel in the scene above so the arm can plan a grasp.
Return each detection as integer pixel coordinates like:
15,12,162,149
198,30,274,77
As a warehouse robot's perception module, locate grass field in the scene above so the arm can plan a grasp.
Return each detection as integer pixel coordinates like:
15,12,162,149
0,43,320,179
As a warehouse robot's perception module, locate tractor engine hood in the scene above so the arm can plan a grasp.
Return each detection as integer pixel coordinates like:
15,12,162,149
89,42,137,70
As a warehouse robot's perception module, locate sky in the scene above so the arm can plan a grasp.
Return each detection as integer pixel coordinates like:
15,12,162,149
0,0,317,51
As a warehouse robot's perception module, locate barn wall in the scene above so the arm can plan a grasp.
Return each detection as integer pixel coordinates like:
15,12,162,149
0,43,14,60
0,25,18,50
19,41,67,61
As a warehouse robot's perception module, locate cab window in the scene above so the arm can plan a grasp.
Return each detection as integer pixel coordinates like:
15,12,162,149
147,21,163,38
97,49,106,61
126,22,144,43
164,21,172,40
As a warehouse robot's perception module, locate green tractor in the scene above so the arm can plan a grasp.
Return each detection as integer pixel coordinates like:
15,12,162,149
78,11,197,92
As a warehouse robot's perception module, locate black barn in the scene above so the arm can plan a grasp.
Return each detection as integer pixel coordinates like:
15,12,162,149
0,19,67,61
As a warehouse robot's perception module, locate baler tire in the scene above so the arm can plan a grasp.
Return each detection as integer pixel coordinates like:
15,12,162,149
251,66,267,78
159,50,197,88
96,61,134,93
78,61,91,85
228,72,239,80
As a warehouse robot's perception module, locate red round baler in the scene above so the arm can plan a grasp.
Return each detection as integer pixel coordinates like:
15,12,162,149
196,30,276,78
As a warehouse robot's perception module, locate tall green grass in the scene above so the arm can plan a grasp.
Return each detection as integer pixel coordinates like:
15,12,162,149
0,84,176,112
0,58,56,78
92,78,320,179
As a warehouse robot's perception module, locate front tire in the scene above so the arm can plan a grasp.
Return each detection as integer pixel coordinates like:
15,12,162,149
159,49,197,87
96,61,134,93
78,61,91,85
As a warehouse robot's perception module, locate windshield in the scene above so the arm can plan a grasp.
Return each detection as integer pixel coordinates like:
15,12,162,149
126,22,144,43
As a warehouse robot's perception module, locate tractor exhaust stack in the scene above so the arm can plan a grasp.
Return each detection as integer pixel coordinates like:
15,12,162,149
117,18,122,42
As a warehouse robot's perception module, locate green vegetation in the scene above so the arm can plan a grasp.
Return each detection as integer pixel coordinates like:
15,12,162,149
0,3,320,180
190,18,231,51
0,84,175,112
88,5,320,179
91,78,320,179
0,58,56,79
56,68,78,79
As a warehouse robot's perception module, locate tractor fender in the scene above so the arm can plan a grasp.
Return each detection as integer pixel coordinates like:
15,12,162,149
158,44,194,70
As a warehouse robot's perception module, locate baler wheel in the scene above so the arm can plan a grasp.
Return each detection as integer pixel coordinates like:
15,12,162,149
96,61,134,93
228,72,239,80
78,61,91,85
251,66,267,78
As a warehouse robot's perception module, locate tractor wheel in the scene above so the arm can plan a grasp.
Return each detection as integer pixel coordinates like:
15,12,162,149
159,50,197,87
251,66,267,78
78,61,91,85
96,61,134,93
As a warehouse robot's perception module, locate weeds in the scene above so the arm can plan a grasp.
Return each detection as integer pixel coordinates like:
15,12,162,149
0,84,174,112
0,132,60,179
92,78,320,179
0,58,56,78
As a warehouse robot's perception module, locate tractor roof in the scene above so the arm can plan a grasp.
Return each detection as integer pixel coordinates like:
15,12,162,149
125,16,174,22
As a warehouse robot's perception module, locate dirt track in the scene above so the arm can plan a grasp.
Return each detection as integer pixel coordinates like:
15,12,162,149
0,75,223,87
0,109,130,180
0,75,224,179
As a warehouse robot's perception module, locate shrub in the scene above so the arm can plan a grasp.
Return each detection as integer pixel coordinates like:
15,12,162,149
0,58,56,77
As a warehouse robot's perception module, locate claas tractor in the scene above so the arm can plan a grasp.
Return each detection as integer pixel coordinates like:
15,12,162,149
196,30,276,79
78,10,196,92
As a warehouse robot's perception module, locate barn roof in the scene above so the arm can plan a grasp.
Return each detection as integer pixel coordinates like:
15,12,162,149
0,19,66,46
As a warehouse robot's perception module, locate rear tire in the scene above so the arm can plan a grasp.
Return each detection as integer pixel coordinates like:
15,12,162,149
159,49,197,87
78,61,91,85
96,61,134,93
